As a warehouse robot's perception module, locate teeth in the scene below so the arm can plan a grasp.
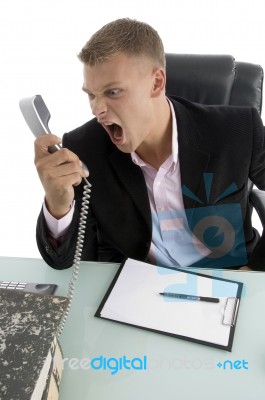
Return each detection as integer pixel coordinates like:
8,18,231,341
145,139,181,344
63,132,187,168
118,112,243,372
113,124,122,140
114,132,122,139
103,122,122,140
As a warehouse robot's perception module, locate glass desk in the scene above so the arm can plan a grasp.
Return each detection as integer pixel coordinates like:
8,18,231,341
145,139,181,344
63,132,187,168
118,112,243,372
0,256,264,400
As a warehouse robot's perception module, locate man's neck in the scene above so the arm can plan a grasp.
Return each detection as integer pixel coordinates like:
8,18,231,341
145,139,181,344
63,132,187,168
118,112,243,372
135,99,172,170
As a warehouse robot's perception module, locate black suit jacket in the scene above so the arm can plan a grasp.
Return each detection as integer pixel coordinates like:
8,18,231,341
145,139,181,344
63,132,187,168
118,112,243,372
36,97,265,270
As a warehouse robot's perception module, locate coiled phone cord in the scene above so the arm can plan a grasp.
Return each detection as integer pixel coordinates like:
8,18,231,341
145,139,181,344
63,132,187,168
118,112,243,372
57,177,91,336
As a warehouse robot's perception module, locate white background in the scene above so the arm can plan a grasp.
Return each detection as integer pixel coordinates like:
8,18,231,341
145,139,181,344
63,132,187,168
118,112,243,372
0,0,264,259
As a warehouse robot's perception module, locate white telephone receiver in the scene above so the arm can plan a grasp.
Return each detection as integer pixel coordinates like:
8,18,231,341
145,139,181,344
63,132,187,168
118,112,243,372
19,94,91,335
19,94,89,172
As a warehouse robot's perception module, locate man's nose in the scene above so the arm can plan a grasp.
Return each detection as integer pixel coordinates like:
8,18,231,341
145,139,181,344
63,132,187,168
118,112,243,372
90,97,107,118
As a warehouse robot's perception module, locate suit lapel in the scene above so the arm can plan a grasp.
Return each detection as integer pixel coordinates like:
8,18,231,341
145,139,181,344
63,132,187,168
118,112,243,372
172,99,211,210
108,149,152,233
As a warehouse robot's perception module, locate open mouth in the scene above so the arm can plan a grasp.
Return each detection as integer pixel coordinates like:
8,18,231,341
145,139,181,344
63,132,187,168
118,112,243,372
103,123,124,144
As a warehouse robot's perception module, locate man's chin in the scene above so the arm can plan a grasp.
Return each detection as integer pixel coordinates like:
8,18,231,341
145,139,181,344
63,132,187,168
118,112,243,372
115,143,132,153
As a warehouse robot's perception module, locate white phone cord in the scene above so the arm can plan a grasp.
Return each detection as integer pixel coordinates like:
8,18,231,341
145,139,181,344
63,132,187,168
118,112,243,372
57,177,91,336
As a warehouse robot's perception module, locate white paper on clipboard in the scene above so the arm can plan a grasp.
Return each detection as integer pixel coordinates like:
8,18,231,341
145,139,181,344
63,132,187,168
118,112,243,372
97,259,242,349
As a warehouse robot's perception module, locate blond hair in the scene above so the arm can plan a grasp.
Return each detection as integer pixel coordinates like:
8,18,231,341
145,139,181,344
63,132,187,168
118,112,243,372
78,18,165,68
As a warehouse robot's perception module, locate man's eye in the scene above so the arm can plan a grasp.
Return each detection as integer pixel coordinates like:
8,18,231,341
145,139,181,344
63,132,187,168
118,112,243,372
108,89,122,97
88,93,95,101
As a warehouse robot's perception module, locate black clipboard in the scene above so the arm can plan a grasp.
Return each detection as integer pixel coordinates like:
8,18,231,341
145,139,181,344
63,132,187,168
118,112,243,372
95,258,243,351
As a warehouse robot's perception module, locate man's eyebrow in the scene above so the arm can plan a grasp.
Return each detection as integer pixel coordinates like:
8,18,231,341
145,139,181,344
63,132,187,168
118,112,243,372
82,82,123,94
82,87,91,94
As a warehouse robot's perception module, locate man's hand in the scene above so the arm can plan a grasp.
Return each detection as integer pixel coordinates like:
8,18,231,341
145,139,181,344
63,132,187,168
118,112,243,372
238,266,252,271
34,134,89,219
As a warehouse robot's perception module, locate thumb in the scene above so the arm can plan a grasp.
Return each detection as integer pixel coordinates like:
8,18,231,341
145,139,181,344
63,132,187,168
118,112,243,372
34,134,62,159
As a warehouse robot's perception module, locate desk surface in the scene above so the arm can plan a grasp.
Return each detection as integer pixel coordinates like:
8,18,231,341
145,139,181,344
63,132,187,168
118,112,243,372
0,256,264,400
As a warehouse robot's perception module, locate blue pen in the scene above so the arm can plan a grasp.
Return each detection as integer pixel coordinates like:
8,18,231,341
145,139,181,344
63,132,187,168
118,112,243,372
159,292,219,303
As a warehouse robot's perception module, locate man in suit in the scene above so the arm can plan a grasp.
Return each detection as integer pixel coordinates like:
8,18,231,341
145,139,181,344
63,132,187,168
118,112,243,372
34,18,265,270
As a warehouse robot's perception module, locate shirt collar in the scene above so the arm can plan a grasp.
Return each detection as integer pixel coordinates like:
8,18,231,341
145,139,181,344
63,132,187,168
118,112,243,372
131,98,178,168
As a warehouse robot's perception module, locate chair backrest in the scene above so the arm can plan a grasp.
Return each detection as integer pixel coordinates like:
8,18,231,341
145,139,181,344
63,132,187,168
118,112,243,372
165,54,263,114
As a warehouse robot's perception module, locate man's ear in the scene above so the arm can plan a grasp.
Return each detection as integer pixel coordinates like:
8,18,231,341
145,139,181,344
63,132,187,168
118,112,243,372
151,68,166,97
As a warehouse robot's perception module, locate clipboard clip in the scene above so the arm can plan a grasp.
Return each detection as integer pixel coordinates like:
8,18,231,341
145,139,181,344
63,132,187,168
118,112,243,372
222,297,240,327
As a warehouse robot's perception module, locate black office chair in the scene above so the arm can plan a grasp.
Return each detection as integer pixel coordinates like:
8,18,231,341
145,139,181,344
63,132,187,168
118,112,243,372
165,53,265,229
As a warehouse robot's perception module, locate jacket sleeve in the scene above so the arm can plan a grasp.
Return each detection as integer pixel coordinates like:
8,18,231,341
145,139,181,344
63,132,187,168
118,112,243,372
36,202,98,270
